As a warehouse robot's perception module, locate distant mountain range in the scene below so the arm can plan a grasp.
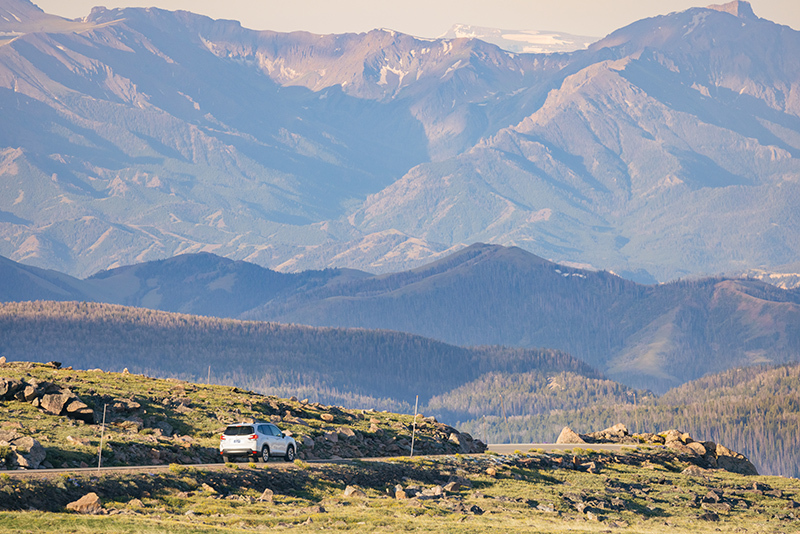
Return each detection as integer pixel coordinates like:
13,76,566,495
0,0,798,283
3,244,799,393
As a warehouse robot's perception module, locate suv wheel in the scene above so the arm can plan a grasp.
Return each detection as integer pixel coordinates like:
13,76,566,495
260,445,270,463
284,445,295,462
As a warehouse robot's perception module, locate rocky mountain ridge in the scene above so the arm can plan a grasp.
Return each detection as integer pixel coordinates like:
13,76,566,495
0,1,798,283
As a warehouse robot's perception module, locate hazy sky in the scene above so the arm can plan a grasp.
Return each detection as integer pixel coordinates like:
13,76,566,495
33,0,798,38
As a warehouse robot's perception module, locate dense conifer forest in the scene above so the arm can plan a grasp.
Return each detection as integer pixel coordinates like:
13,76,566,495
453,364,800,478
2,301,799,477
0,301,589,410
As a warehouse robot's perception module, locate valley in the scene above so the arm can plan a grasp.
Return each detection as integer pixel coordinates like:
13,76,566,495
1,301,799,477
0,1,799,530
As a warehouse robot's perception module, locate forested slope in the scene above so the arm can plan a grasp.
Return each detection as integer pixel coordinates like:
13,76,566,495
453,364,800,477
0,300,592,411
248,244,800,393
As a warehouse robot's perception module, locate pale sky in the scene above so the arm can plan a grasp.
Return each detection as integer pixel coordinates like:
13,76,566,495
33,0,798,39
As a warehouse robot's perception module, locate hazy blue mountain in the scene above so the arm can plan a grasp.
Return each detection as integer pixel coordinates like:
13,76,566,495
84,252,367,318
243,243,800,393
5,240,798,393
349,2,800,283
0,249,368,318
0,254,98,302
0,0,798,284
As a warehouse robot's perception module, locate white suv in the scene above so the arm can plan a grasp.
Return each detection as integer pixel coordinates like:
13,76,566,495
219,422,297,463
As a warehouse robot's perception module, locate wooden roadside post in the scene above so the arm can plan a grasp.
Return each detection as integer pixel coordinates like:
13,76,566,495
410,395,419,457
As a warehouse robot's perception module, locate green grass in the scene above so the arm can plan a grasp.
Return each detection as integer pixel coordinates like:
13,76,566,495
0,362,469,468
0,452,798,533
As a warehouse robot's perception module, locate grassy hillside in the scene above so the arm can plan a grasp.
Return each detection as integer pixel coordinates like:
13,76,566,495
0,427,798,532
0,300,593,411
453,364,800,478
0,360,485,469
0,363,795,533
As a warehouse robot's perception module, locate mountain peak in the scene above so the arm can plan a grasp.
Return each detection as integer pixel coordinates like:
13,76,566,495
706,0,757,19
0,0,44,25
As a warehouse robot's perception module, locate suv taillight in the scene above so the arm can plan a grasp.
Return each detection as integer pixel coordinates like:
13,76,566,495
220,435,225,440
249,434,258,440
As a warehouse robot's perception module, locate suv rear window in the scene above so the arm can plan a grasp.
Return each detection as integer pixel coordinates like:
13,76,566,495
224,425,254,436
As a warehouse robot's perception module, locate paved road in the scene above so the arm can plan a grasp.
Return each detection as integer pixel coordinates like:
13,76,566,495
488,443,627,455
5,444,628,477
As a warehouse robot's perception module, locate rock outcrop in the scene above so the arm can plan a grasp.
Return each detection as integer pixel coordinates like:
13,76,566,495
0,377,94,423
0,430,46,469
557,424,759,475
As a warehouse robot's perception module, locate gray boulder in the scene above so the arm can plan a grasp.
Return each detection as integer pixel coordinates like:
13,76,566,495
10,436,46,469
39,392,71,415
556,426,586,444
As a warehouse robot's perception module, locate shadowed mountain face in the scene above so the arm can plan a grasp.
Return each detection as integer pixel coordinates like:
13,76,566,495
2,243,799,393
0,0,799,283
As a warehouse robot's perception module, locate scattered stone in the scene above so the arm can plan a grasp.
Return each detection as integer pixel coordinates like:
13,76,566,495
154,421,174,437
443,481,461,493
485,467,497,477
10,436,46,469
201,483,217,494
703,502,732,513
39,393,70,416
343,486,366,498
337,427,356,439
698,511,720,521
258,488,274,502
537,503,556,513
421,485,443,498
687,442,707,456
66,493,103,515
469,504,484,515
321,414,334,423
682,465,712,476
715,444,758,476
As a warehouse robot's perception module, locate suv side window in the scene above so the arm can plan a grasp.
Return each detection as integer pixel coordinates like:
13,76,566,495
268,424,281,437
